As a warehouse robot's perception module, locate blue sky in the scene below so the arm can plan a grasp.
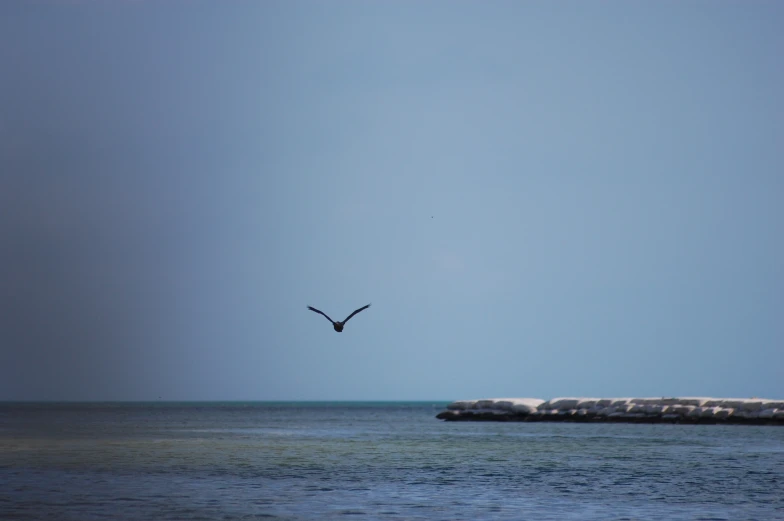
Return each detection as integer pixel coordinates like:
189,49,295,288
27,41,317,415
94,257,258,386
1,1,782,401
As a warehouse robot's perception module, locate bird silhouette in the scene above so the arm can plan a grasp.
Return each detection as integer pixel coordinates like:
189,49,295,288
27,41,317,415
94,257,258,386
307,304,371,332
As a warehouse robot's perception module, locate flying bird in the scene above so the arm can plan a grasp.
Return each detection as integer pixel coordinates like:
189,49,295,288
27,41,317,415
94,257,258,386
307,303,371,332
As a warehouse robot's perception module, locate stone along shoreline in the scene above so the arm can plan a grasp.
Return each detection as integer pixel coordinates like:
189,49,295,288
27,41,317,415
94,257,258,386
436,397,784,425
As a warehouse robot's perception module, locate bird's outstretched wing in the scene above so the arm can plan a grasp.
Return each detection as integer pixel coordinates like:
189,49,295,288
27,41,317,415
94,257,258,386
342,303,371,324
307,306,335,324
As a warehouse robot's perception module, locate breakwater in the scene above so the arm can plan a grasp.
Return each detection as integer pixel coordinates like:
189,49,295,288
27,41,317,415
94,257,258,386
436,397,784,425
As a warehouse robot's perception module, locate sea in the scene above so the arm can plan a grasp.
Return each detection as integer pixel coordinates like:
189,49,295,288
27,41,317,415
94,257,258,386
1,402,782,521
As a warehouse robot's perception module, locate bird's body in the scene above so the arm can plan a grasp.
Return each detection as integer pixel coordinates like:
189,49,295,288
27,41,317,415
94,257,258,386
307,304,371,332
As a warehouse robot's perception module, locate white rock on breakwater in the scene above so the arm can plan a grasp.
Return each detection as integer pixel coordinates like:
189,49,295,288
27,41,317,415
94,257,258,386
436,397,784,425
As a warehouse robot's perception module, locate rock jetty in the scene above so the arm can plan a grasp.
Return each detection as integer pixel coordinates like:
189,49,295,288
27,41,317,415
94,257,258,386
436,397,784,425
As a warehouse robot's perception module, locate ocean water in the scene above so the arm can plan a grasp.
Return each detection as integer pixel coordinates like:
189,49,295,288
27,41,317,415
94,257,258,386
1,402,782,521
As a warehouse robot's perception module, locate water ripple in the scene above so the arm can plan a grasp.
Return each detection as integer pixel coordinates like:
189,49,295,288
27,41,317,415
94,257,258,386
1,403,782,520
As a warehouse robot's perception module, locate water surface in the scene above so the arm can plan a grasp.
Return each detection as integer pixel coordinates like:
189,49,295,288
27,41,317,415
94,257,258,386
1,402,782,520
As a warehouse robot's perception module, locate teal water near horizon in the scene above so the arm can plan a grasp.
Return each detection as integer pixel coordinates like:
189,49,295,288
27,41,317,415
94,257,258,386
2,401,782,520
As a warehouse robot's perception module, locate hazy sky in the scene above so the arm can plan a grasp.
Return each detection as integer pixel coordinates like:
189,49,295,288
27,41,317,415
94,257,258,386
1,1,782,401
